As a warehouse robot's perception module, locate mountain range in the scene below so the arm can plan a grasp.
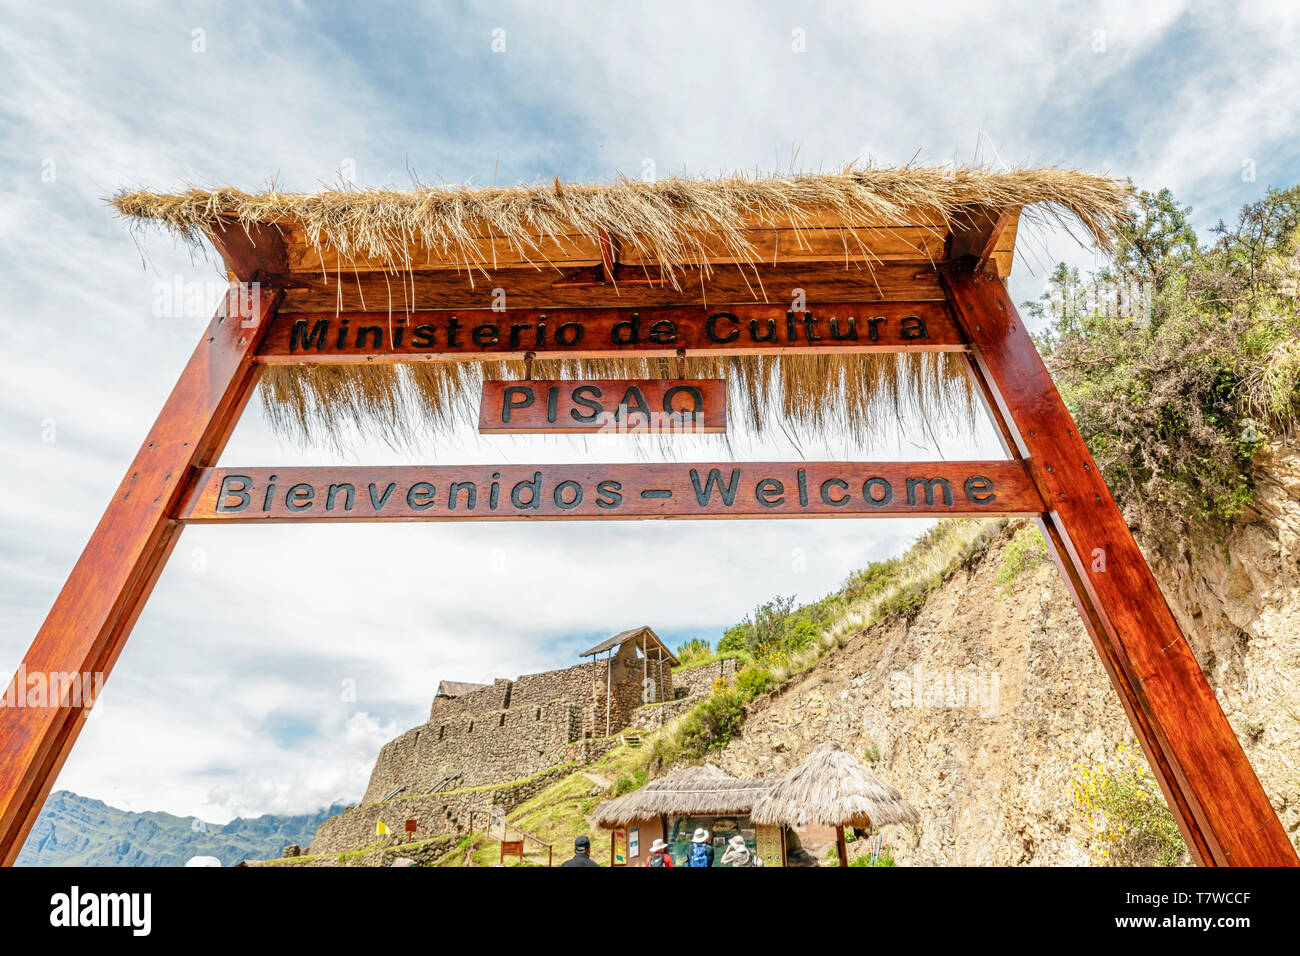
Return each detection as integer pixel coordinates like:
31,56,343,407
16,790,346,867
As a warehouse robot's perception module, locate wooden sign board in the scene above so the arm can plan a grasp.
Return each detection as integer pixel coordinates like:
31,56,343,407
178,461,1039,522
500,839,525,863
479,379,727,434
257,303,964,363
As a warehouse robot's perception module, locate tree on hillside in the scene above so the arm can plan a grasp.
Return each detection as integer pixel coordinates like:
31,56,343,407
1029,184,1300,549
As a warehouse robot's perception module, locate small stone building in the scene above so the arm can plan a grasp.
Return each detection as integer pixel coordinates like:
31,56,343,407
362,626,679,804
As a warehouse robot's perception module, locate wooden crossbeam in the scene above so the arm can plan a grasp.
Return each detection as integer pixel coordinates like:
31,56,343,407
256,302,963,363
176,461,1040,522
267,261,945,312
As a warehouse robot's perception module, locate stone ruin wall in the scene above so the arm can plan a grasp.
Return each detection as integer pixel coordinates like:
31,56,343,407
673,657,737,697
312,654,738,856
364,642,678,805
362,698,583,804
359,648,739,811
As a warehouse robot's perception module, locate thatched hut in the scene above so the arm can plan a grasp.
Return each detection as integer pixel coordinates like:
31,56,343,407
591,765,779,866
752,742,920,866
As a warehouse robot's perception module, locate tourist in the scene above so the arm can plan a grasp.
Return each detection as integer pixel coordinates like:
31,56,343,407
645,838,674,867
720,834,753,867
560,835,601,867
686,827,714,867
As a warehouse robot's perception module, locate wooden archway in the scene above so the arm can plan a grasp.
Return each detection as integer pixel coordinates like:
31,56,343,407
2,197,1295,867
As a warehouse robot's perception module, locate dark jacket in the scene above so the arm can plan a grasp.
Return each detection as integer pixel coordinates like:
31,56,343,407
560,852,601,867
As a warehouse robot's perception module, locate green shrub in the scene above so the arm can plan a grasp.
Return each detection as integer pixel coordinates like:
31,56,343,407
995,524,1048,596
674,638,714,668
735,666,776,698
785,618,821,651
615,769,649,795
716,628,748,654
675,689,746,759
1031,185,1300,549
1067,744,1187,866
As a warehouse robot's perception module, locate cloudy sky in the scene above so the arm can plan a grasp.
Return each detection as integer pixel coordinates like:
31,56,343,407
1,1,1296,824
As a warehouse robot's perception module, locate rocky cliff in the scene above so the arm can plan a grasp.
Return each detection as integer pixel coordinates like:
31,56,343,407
717,441,1300,865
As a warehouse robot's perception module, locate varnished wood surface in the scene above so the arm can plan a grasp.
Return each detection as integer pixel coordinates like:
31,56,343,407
478,379,728,434
270,261,947,313
257,302,963,363
178,461,1039,522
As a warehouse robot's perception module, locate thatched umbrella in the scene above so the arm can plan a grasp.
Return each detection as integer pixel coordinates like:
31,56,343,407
591,764,773,828
752,742,919,867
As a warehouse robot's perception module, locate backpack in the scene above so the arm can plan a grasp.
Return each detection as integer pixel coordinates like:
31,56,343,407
688,842,712,867
647,851,667,867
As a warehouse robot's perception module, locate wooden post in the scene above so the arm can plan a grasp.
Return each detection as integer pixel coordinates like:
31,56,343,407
941,262,1296,866
0,286,280,866
836,825,848,867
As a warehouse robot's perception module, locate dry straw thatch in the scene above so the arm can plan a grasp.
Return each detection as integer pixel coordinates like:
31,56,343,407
590,765,774,827
111,166,1131,449
751,741,920,829
257,350,976,451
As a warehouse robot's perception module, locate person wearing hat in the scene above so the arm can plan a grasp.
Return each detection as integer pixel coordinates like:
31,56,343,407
644,838,674,867
685,827,714,867
720,834,754,867
560,834,601,867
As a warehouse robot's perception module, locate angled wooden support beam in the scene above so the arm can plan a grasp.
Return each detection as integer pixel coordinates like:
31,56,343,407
0,285,281,866
941,261,1296,866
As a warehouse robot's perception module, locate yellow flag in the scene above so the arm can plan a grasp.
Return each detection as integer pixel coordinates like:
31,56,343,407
377,820,391,836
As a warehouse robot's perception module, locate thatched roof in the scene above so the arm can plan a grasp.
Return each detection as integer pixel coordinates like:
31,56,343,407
111,165,1129,271
590,765,773,827
109,166,1131,449
751,742,919,829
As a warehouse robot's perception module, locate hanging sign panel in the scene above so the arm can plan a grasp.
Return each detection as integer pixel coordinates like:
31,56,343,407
178,461,1040,522
256,302,965,363
479,379,727,435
